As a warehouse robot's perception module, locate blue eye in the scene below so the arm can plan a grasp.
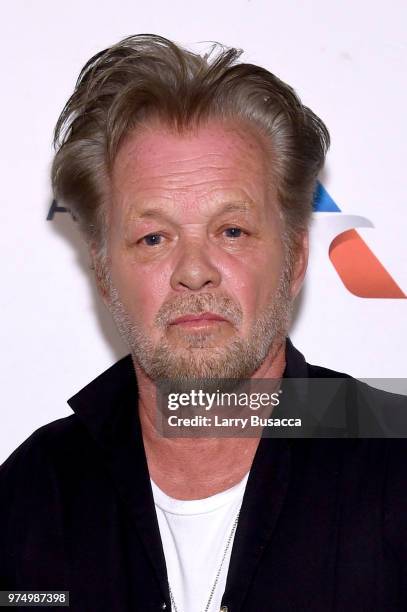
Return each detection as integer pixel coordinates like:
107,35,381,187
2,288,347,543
142,233,162,246
224,227,243,238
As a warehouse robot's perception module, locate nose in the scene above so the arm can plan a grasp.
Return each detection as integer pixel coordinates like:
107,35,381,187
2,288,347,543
170,239,221,292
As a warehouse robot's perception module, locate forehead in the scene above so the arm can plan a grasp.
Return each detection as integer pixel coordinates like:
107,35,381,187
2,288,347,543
111,119,272,209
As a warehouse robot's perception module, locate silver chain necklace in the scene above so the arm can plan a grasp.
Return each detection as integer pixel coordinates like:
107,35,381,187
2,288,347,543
167,509,240,612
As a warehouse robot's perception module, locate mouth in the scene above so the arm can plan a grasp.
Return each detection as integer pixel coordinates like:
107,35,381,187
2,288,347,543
169,312,229,327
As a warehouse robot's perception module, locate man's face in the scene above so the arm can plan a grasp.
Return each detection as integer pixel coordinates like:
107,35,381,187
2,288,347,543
100,119,305,380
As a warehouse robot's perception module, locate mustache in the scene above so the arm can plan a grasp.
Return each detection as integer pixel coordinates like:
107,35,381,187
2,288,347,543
155,293,243,328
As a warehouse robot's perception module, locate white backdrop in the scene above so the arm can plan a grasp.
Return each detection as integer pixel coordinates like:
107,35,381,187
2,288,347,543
1,0,406,463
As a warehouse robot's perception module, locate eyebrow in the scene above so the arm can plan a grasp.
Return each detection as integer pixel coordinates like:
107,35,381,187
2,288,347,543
216,201,255,214
136,207,169,220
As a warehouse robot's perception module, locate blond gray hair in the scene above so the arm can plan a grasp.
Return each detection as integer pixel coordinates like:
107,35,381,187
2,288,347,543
52,34,329,254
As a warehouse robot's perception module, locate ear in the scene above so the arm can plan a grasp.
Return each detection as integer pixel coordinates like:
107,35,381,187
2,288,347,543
290,232,309,299
89,242,110,303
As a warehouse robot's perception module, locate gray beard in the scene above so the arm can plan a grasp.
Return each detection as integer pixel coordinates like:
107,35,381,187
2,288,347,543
104,263,293,383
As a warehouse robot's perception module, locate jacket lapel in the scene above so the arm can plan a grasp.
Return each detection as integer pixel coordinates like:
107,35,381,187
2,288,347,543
67,356,170,604
221,339,309,610
222,436,291,610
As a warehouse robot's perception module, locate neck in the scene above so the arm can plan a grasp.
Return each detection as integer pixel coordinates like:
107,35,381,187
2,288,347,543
134,339,287,500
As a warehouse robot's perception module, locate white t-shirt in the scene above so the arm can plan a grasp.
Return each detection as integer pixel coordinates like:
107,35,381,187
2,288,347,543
151,472,250,612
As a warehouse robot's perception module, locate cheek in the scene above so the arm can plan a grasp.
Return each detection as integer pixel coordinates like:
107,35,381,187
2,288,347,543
218,245,284,314
221,262,258,313
110,255,171,324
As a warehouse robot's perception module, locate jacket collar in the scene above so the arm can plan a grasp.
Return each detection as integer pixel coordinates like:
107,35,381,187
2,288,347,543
67,337,309,452
283,336,309,378
67,336,308,422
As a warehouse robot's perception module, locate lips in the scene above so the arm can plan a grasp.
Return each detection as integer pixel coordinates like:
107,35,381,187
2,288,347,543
169,312,228,325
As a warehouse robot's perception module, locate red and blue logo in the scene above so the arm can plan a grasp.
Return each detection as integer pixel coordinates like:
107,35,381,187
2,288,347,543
313,183,405,299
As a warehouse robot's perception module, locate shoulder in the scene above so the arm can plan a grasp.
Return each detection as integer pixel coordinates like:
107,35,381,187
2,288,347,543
0,415,96,584
0,354,136,488
0,414,91,497
305,359,407,436
306,359,350,378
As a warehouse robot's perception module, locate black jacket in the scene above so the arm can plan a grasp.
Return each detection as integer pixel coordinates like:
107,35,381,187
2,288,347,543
1,340,407,611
